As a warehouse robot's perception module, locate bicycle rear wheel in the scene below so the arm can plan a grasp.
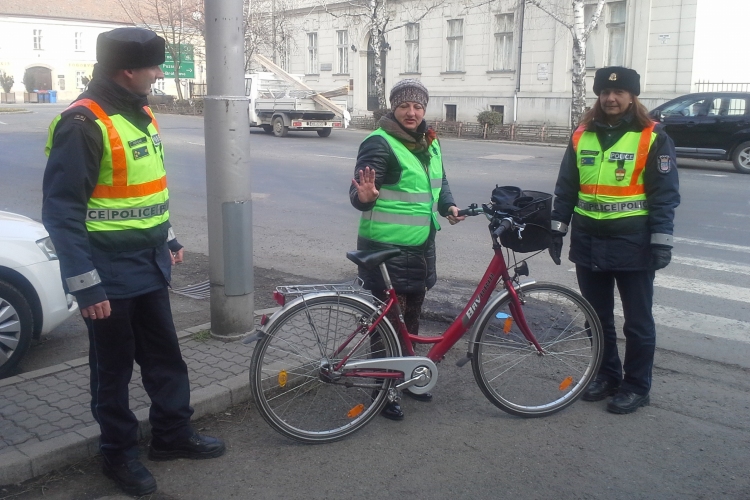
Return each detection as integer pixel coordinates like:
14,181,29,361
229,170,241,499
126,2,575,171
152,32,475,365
250,294,400,443
472,282,603,417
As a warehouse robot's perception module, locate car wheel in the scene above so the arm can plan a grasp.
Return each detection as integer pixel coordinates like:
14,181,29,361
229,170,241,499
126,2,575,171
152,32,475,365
0,280,34,378
317,128,332,137
272,117,288,137
261,125,273,134
732,141,750,174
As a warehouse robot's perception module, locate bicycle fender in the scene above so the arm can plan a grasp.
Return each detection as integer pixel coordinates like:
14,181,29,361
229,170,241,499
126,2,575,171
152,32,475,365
464,280,537,358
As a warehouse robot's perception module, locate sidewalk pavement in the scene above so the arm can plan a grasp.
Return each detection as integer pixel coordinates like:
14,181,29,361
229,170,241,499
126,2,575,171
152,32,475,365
0,307,279,487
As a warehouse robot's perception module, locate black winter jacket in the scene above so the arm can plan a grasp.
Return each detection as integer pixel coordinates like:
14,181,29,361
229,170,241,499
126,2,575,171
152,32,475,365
42,72,182,308
551,113,680,271
349,118,456,293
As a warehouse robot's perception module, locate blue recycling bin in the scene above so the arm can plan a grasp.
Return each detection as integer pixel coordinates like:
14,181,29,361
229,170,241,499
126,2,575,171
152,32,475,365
49,90,57,103
37,91,50,103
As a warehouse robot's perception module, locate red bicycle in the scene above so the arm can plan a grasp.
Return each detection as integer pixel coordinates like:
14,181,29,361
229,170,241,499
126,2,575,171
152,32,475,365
248,188,604,443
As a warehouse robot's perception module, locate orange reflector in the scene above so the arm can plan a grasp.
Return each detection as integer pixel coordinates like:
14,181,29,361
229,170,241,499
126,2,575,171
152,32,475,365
559,376,573,391
278,370,288,388
347,404,365,418
503,317,513,334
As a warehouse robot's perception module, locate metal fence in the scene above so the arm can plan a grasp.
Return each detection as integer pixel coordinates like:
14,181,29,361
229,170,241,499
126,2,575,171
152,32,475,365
694,81,750,92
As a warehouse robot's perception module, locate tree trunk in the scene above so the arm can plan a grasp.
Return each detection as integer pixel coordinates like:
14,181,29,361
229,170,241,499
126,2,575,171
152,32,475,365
571,37,586,129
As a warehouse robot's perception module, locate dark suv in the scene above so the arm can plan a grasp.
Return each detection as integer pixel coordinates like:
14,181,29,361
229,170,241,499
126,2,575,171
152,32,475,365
649,92,750,173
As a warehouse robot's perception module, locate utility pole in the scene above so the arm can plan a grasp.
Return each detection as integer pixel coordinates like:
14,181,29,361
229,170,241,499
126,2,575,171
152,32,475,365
204,0,255,339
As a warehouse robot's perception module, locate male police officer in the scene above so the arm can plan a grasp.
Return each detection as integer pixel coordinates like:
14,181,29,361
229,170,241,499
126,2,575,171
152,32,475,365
549,67,679,414
42,28,224,496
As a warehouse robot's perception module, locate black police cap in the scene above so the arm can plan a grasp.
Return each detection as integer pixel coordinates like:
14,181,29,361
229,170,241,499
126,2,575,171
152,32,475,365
593,66,640,96
96,28,166,70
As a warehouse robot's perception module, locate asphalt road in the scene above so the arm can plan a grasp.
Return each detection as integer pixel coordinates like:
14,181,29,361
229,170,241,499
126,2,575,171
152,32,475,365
0,104,749,499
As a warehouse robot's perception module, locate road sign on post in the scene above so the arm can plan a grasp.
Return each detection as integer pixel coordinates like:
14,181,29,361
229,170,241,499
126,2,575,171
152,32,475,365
162,44,195,78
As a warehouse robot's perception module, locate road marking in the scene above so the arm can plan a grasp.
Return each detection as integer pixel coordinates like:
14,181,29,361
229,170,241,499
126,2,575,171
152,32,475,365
674,236,750,254
654,275,750,304
697,173,728,177
615,301,750,343
314,154,356,160
0,121,7,125
478,154,534,161
724,212,750,219
672,256,750,276
187,141,204,146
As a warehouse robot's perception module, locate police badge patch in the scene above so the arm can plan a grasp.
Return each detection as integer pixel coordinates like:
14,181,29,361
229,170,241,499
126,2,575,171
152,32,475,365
658,155,672,174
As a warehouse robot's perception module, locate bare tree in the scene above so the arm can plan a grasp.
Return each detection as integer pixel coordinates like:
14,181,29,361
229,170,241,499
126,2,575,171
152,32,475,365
324,0,445,109
117,0,202,100
525,0,605,128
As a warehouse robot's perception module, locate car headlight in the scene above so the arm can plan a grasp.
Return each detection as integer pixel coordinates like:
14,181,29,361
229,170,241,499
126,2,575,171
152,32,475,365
36,237,58,260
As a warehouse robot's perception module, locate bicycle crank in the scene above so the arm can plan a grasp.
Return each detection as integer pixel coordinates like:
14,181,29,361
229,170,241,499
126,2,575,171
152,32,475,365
341,356,438,394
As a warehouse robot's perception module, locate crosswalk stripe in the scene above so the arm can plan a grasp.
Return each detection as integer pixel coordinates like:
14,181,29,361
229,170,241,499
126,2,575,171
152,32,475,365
615,302,750,344
674,236,750,254
654,275,750,304
672,256,750,276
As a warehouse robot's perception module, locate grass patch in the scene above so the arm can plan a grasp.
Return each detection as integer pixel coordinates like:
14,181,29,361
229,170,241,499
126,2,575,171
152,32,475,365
192,329,212,342
0,107,28,113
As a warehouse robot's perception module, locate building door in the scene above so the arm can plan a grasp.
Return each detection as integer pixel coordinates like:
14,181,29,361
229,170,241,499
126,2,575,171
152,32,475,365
366,38,386,111
27,66,52,91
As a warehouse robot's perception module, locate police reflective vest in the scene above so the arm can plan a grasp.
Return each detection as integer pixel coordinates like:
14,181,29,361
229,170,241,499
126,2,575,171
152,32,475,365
572,122,656,220
45,99,169,234
358,128,443,246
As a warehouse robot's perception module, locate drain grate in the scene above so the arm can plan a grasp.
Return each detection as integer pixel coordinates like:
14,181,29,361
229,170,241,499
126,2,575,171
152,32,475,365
171,280,210,300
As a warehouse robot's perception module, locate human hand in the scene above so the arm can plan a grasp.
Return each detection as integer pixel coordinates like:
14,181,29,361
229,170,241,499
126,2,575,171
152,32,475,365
650,245,671,270
171,248,184,265
81,300,111,320
549,233,564,265
352,166,379,203
446,205,466,225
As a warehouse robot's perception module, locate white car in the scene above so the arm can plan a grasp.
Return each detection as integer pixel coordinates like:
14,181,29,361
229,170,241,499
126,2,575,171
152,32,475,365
0,211,78,378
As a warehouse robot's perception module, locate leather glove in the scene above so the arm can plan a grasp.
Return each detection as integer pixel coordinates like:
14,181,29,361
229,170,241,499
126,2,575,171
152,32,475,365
549,232,564,265
650,245,672,270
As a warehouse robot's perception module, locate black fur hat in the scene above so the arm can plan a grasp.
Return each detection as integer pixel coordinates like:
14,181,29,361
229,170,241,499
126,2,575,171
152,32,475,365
593,66,640,96
96,28,166,70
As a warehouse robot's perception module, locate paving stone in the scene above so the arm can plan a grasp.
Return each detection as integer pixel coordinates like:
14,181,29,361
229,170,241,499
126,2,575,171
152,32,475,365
0,449,33,486
33,423,62,439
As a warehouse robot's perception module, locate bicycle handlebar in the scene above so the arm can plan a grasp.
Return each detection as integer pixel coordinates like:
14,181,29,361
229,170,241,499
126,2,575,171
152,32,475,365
493,218,513,238
458,204,514,239
456,204,484,217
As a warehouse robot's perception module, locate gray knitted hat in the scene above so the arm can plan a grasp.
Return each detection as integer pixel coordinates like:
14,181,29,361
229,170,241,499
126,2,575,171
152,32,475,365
389,79,429,109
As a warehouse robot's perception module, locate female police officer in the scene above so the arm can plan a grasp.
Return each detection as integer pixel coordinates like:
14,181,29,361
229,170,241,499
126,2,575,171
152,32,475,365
549,67,680,414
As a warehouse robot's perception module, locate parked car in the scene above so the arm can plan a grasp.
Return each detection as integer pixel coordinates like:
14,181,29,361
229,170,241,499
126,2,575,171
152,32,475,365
649,92,750,173
147,88,175,107
0,212,78,378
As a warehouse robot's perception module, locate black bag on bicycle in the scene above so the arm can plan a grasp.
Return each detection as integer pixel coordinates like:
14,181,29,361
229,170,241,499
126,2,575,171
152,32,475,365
490,185,553,253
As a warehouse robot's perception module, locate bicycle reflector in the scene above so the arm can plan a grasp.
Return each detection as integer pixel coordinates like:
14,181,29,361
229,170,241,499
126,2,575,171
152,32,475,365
496,312,514,334
347,404,365,418
278,370,288,388
273,290,286,306
559,376,573,391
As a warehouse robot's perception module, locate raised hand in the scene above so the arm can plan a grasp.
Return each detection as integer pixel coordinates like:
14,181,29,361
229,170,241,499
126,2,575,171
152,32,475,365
352,166,379,203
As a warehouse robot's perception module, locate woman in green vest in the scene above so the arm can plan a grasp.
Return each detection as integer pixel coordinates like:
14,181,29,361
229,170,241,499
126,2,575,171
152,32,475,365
349,79,465,420
549,67,680,415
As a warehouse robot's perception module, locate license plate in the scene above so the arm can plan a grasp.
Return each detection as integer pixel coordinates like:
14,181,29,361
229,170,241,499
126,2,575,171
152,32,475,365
308,121,326,126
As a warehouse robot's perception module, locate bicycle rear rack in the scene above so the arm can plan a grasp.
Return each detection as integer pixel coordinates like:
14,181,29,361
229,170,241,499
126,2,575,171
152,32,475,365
275,278,384,305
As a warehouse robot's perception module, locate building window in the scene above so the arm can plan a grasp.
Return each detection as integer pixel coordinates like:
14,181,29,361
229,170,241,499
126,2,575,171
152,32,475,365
279,38,291,72
445,104,457,122
307,32,318,74
154,78,165,91
446,19,463,72
493,14,514,71
75,32,83,51
584,3,598,68
405,23,420,73
607,1,626,66
490,105,505,123
336,30,349,74
76,71,86,89
33,29,43,50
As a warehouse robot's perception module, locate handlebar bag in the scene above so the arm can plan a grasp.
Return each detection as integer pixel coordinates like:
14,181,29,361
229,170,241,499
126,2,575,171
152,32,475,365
497,189,553,253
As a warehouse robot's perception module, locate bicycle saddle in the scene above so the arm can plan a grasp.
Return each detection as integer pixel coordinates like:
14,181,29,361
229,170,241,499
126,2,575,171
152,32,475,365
346,249,402,270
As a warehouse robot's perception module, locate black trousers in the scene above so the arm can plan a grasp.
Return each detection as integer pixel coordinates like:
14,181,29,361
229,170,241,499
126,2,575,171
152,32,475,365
576,266,656,396
87,287,193,462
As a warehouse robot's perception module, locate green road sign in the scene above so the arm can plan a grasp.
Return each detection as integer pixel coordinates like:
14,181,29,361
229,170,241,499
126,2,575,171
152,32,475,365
162,44,195,79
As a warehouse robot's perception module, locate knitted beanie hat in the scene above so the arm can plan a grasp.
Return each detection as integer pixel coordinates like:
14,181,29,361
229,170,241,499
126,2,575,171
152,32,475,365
389,79,429,109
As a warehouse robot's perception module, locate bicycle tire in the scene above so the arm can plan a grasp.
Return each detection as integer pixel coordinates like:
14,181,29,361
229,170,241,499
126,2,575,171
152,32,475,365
471,282,603,417
250,294,401,443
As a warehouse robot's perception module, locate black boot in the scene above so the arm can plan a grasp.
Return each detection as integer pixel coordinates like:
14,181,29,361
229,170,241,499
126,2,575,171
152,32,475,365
381,401,405,420
148,433,226,461
102,458,157,496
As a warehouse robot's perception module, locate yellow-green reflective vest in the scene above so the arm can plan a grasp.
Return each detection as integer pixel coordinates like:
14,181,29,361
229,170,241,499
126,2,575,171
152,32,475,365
45,99,169,233
572,122,656,220
358,128,443,246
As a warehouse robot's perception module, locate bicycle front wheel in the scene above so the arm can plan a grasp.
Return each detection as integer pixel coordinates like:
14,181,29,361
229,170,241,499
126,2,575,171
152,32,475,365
472,282,603,417
250,294,400,443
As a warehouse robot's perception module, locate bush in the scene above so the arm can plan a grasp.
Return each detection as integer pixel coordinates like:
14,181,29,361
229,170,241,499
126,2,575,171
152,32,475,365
22,69,35,93
372,108,390,122
0,71,13,93
477,110,503,129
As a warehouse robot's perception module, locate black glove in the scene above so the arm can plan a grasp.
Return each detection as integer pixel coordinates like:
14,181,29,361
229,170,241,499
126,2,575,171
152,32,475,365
650,245,672,270
549,232,564,265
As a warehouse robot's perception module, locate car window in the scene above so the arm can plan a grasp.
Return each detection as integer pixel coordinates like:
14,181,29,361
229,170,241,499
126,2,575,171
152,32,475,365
660,97,713,117
723,98,747,116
